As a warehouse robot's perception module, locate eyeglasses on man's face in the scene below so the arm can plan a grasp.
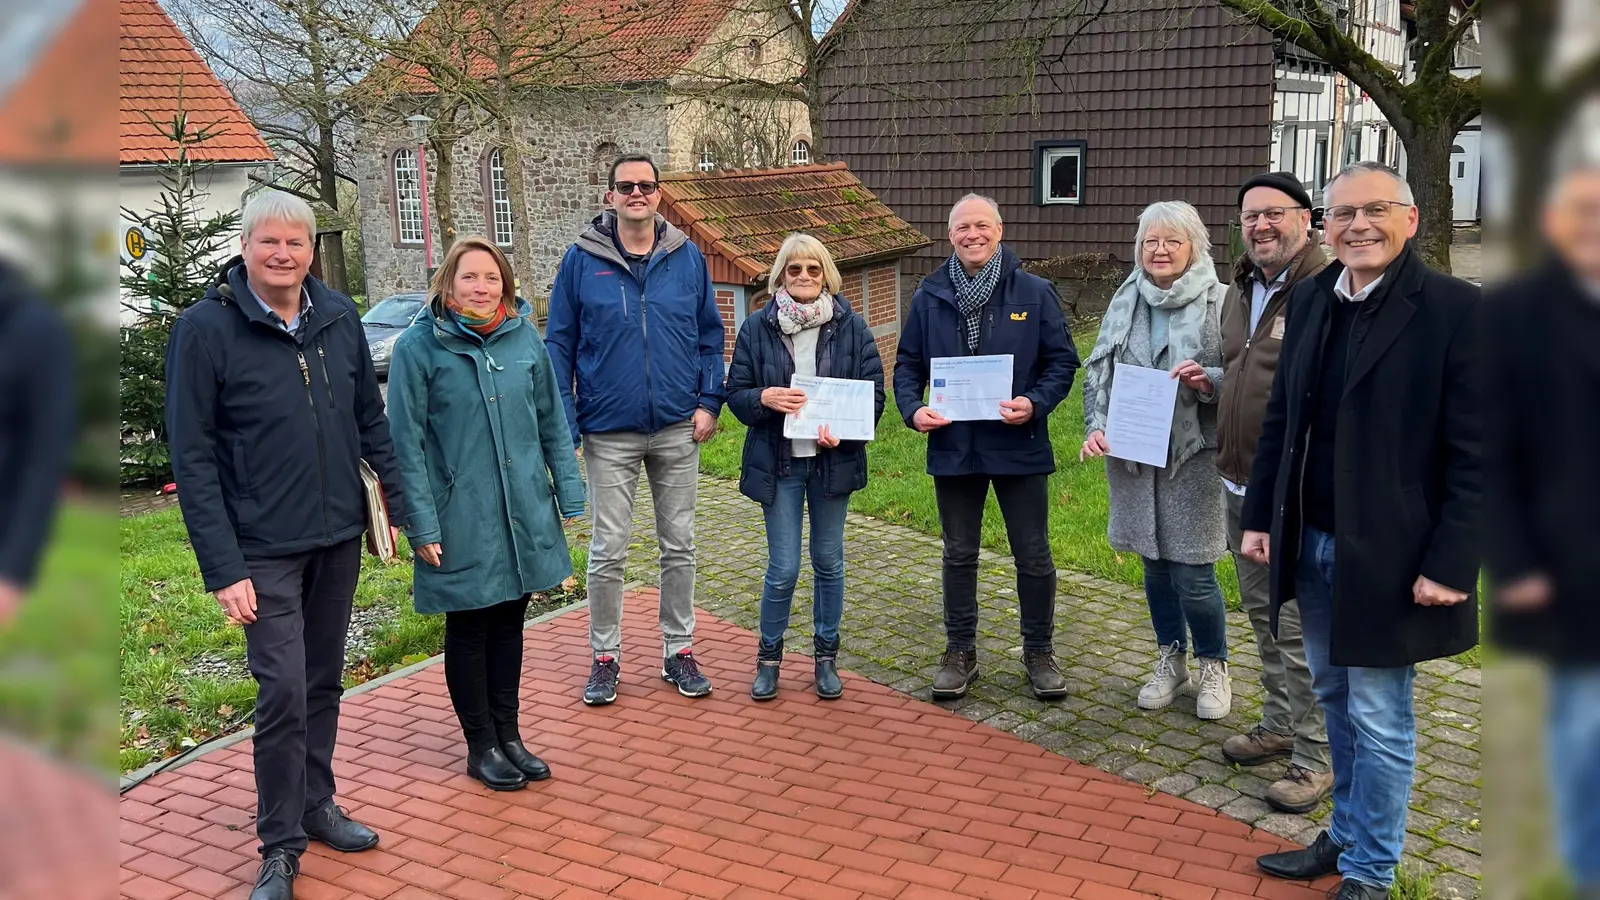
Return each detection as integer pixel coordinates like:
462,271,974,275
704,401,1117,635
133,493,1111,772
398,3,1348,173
612,180,659,196
1142,238,1186,253
786,262,823,278
1325,200,1411,226
1240,206,1304,227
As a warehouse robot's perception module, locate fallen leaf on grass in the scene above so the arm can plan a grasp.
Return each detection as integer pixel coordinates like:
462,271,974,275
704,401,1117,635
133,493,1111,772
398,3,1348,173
217,704,234,718
560,576,578,592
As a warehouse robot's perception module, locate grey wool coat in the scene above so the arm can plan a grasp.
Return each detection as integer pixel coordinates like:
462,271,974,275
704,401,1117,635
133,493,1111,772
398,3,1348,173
1083,281,1228,565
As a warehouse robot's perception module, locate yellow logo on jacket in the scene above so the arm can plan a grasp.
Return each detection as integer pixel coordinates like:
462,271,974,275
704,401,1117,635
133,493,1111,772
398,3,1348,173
1010,311,1027,321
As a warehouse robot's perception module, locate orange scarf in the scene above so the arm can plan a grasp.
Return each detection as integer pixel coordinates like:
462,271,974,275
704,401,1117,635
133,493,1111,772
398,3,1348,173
447,299,508,335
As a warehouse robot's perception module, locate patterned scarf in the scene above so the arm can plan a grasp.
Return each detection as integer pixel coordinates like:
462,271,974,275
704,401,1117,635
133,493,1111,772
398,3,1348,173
772,287,834,335
448,299,508,335
947,252,1003,352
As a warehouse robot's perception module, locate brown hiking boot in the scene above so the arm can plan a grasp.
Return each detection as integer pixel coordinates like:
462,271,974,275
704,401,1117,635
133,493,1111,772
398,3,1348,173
1266,764,1334,814
1022,650,1067,700
1222,724,1294,766
931,648,978,700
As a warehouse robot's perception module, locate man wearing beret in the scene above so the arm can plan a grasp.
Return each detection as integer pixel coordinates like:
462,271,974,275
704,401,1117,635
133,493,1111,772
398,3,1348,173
1214,172,1333,814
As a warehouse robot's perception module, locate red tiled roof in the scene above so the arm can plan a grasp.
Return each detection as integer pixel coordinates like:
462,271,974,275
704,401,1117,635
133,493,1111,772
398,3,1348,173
658,161,931,285
120,0,274,165
363,0,730,97
0,0,118,165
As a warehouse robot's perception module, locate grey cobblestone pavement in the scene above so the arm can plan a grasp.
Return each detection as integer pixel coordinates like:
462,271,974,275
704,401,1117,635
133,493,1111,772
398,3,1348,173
605,472,1483,898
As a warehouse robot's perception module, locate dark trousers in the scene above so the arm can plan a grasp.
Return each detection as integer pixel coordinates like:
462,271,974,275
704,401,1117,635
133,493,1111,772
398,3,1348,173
243,538,362,858
934,473,1057,652
444,596,530,753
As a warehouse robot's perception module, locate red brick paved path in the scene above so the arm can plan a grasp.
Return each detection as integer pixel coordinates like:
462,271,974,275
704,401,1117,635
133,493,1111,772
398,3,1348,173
120,590,1339,900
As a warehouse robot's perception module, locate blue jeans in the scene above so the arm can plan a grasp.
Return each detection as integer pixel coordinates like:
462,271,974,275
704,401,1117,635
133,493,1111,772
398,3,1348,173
1548,667,1600,888
1297,526,1416,889
758,457,850,647
1142,557,1228,660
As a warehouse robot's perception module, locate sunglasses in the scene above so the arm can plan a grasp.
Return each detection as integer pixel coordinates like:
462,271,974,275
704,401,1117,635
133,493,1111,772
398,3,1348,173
786,263,823,278
612,181,659,196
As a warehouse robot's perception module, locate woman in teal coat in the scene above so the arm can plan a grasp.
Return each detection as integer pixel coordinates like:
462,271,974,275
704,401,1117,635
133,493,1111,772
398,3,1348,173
388,236,585,792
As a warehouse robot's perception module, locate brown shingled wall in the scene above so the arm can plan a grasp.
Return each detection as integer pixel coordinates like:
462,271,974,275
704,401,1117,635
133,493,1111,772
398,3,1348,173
818,0,1274,283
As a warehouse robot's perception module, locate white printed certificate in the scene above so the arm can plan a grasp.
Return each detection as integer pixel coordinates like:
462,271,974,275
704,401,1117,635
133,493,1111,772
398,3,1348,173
782,375,877,442
929,354,1013,421
1104,363,1179,468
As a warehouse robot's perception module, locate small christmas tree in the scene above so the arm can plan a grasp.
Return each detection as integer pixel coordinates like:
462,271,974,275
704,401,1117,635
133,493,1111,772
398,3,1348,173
119,107,243,485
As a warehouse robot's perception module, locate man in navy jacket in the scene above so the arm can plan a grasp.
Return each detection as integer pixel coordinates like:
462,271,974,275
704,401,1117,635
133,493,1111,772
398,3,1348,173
165,192,404,900
895,194,1080,701
545,153,727,706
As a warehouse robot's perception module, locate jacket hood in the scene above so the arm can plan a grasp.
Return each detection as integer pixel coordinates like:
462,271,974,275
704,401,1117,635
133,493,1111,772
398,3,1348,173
921,245,1025,303
574,210,690,269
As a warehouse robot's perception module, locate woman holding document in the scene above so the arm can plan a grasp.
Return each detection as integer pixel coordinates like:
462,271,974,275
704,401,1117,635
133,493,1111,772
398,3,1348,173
1080,200,1231,720
725,233,885,701
388,236,586,791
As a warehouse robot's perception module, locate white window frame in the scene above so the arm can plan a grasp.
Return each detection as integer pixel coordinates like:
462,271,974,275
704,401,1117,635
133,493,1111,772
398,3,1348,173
697,143,717,172
394,148,423,244
488,149,513,248
1035,142,1085,206
791,140,811,165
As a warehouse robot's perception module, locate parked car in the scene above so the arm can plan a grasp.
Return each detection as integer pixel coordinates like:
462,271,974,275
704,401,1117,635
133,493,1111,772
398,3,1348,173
361,292,426,379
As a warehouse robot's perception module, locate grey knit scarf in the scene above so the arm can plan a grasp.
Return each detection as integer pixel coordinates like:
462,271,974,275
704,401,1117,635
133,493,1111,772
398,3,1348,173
946,252,1003,352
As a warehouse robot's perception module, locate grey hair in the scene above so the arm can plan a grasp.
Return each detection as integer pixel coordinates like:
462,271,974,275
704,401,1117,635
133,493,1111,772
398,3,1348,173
948,193,1002,231
242,190,318,242
1134,200,1214,275
767,232,843,295
1326,161,1415,206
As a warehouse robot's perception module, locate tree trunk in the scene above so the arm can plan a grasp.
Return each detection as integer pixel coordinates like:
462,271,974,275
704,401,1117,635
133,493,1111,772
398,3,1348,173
1398,123,1455,274
806,74,828,162
315,127,349,293
498,123,540,321
430,134,458,260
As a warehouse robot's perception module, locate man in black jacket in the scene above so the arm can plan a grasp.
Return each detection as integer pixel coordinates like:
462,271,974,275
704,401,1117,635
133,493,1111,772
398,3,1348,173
165,191,405,900
0,262,73,623
1239,163,1480,900
895,194,1081,702
1485,165,1600,895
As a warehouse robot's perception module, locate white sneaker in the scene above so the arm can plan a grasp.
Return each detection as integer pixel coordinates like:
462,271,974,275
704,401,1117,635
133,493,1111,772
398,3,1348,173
1138,642,1190,709
1195,657,1232,720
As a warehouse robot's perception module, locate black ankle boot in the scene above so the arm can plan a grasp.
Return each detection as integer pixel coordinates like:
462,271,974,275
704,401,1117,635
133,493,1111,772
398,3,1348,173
751,637,782,701
813,634,842,700
466,745,528,791
499,740,552,781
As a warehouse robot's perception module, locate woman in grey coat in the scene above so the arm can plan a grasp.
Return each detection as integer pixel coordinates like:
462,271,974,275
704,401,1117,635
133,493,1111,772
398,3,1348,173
1080,200,1231,720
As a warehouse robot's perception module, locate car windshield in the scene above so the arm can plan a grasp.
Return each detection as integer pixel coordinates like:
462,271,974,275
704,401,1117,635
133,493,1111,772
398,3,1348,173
362,295,424,327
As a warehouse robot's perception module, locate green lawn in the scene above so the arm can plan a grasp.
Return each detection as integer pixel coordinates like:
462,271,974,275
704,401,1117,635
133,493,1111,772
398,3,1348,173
119,507,588,773
0,503,120,773
702,332,1246,608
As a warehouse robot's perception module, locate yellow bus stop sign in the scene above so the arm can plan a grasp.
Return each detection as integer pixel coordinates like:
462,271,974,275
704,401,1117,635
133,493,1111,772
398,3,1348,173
124,226,147,261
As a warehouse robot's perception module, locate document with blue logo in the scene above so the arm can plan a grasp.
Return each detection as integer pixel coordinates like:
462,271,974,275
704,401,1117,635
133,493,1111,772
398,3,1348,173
929,354,1013,421
783,375,878,441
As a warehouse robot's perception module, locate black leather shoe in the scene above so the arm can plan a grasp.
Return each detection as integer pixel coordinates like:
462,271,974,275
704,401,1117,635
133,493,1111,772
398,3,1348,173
752,638,782,701
248,850,297,900
1331,880,1388,900
500,740,552,781
466,746,529,791
301,803,379,852
813,635,842,700
1257,831,1345,880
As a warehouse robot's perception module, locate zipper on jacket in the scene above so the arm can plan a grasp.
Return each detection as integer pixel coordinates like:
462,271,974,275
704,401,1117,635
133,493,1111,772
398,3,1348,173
316,344,335,410
297,348,331,540
639,287,657,431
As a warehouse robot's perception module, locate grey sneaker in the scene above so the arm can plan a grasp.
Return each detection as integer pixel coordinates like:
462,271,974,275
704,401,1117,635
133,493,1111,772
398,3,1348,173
1137,642,1189,709
1195,658,1232,720
661,649,713,698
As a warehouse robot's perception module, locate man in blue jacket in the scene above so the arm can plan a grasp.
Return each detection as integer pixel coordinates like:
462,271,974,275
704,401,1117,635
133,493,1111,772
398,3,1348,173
165,192,405,900
896,194,1081,702
545,153,726,706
